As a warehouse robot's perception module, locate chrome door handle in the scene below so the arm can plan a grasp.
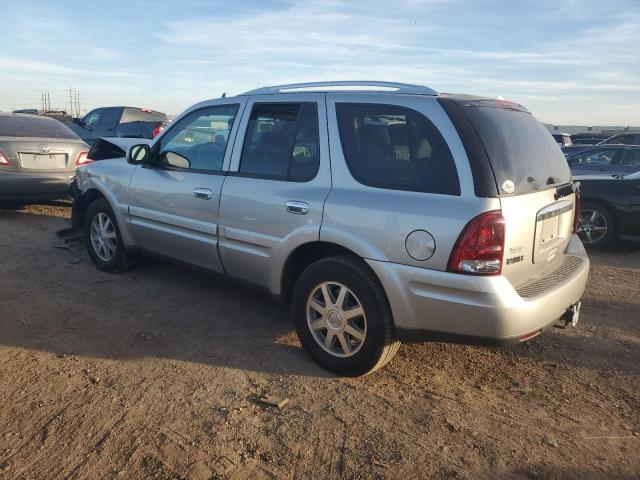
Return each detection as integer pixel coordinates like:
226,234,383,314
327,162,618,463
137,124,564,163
286,200,309,215
194,188,213,200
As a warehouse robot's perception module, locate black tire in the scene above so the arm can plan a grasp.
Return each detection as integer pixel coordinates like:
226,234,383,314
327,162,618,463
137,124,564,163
84,198,134,272
291,255,400,376
578,201,616,248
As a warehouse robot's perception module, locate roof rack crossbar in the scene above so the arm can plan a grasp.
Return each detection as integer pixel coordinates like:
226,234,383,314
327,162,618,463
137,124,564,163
241,81,437,96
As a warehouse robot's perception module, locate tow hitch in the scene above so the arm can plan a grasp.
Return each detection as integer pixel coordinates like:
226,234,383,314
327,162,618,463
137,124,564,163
555,302,581,329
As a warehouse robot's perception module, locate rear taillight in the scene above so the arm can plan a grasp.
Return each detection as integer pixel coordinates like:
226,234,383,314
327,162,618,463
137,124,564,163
152,124,163,138
0,149,10,166
572,188,581,234
447,210,506,275
75,151,92,166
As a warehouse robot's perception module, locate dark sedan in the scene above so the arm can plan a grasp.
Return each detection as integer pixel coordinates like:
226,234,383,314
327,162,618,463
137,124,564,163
0,113,90,201
567,145,640,177
575,171,640,247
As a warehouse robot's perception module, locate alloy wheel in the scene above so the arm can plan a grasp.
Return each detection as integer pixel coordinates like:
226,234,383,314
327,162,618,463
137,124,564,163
90,212,117,261
306,281,367,358
577,209,608,244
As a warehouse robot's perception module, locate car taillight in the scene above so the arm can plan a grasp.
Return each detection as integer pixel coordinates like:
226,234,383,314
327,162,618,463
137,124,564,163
75,151,92,166
447,210,506,275
152,124,163,138
572,188,581,234
0,149,10,166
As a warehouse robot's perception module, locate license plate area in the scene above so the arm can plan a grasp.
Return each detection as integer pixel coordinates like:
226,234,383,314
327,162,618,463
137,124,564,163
533,200,573,264
19,153,68,169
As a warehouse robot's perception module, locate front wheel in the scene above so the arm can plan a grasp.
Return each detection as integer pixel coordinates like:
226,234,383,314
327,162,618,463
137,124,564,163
84,198,134,272
291,255,400,376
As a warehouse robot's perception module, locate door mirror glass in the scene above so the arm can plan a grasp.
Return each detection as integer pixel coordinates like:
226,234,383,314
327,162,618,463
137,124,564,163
128,144,151,165
164,151,191,169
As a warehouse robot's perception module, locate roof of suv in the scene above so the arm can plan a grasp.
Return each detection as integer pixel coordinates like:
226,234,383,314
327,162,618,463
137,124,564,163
241,81,438,96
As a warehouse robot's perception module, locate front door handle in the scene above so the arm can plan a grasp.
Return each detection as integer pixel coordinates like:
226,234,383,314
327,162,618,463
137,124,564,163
194,188,213,200
286,200,309,215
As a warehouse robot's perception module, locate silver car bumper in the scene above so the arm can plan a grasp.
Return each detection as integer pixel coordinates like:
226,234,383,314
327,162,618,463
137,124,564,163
0,170,75,200
366,235,590,344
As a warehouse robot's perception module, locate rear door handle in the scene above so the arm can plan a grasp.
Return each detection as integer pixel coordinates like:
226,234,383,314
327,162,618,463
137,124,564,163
286,200,309,215
194,188,213,200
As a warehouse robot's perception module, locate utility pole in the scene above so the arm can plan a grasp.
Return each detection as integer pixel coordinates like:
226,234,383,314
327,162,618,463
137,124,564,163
69,88,73,115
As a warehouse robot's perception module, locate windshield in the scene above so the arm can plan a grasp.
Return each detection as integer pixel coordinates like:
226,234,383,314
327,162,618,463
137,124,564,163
444,98,571,195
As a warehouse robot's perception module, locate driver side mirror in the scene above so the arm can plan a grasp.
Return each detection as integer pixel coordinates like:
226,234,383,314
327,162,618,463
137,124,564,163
128,144,151,165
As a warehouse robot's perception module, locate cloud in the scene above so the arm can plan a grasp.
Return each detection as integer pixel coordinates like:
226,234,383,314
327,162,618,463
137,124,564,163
1,0,639,124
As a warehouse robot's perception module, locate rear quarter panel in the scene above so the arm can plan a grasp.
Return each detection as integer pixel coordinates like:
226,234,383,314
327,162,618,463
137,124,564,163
322,93,500,270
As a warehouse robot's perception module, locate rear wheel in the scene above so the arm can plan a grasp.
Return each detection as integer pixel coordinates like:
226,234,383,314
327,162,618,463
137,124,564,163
577,202,615,248
291,255,400,376
84,198,134,272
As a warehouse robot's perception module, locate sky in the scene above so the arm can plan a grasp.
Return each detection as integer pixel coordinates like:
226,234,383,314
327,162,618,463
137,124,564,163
1,0,639,125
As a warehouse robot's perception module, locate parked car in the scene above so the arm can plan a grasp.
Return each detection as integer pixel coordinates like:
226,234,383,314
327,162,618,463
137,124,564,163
566,145,640,176
597,132,640,146
0,112,89,201
552,132,572,147
575,171,640,247
69,106,167,146
71,81,589,376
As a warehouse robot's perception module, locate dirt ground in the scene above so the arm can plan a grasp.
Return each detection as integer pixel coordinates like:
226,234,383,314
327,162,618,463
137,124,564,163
0,201,638,480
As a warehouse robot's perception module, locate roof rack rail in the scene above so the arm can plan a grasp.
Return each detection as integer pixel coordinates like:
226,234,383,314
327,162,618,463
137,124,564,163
241,81,437,96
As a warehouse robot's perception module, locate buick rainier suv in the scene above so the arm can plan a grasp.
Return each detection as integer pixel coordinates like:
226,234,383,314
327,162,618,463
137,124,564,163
72,81,589,376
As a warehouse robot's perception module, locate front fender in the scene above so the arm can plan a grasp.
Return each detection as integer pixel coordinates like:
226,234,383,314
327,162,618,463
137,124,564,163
75,161,139,247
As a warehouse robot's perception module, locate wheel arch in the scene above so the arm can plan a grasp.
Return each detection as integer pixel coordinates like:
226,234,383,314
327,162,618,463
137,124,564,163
279,241,384,305
71,188,106,230
580,196,619,226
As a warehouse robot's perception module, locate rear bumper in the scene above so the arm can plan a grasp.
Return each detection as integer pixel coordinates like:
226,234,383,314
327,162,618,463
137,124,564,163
0,170,75,200
366,235,590,344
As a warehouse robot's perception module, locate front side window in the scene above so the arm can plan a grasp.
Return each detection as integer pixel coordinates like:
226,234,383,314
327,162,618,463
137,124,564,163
336,103,459,195
239,103,319,181
84,109,102,128
159,105,239,172
570,148,617,165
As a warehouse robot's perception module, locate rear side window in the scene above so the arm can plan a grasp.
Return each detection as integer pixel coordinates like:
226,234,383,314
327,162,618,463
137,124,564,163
121,108,167,123
239,103,319,181
623,149,640,166
335,103,459,195
0,114,80,139
99,108,120,127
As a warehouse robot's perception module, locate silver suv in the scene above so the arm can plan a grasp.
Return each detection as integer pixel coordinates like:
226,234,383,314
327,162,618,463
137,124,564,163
72,81,589,376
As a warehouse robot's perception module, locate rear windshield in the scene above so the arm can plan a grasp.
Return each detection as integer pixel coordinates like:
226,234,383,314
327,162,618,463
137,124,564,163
0,115,81,139
441,98,571,196
121,108,167,124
